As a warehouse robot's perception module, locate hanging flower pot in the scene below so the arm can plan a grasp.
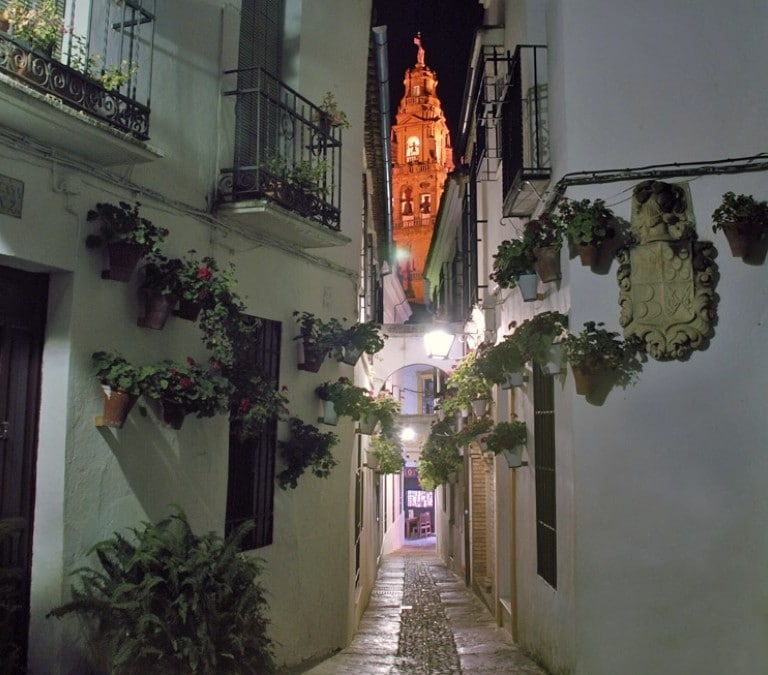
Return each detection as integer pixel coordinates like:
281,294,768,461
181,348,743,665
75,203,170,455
137,290,179,330
720,221,758,258
340,346,364,366
297,340,327,373
358,414,379,435
502,447,526,469
175,297,202,322
99,387,137,428
160,399,187,430
321,399,338,426
571,364,595,396
517,273,539,302
501,370,525,389
542,342,564,376
470,398,488,418
104,241,146,282
533,246,561,283
577,243,600,267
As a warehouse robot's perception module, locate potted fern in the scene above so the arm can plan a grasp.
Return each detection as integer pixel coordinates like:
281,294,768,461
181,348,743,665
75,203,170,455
711,191,768,259
558,197,616,266
368,433,405,474
47,509,276,673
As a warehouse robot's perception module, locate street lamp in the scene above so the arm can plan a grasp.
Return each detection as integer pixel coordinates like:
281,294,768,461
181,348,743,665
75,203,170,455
423,329,455,359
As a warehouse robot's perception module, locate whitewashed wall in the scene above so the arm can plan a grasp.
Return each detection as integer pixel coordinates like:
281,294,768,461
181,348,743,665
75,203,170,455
0,0,376,672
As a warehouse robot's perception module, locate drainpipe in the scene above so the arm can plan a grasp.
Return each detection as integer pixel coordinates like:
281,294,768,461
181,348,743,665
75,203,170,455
372,25,394,270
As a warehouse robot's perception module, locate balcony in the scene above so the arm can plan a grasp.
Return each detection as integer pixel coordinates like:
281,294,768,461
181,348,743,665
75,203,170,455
500,45,550,217
216,67,349,249
0,1,157,165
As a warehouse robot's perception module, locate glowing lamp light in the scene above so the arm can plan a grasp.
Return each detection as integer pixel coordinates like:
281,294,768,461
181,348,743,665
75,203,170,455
400,427,416,442
424,329,455,359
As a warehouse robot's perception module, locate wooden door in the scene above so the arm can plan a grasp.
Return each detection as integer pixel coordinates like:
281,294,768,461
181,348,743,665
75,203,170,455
0,265,48,668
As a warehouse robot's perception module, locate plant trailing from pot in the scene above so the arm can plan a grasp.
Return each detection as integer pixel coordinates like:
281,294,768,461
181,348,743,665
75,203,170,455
558,197,616,266
143,357,233,429
4,0,64,54
85,201,169,281
293,310,346,372
418,417,462,491
338,320,386,365
368,433,405,474
317,90,350,130
99,58,139,91
473,337,528,387
315,377,373,421
137,254,183,329
230,374,290,441
479,420,527,455
92,350,147,428
711,191,768,258
513,311,569,368
454,415,493,448
563,321,644,395
367,391,401,434
490,237,537,290
47,509,275,674
524,213,565,282
443,350,493,416
277,417,339,489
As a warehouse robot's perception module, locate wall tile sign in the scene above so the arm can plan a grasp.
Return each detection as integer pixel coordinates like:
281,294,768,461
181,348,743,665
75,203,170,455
0,174,23,218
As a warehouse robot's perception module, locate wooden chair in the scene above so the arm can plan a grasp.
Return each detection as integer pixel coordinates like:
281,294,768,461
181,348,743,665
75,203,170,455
418,512,431,537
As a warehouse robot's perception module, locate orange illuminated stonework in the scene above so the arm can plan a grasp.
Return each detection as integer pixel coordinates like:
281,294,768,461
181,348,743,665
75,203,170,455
391,34,455,306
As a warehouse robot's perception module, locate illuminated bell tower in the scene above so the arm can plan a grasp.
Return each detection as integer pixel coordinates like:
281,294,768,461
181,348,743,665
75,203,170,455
391,33,455,310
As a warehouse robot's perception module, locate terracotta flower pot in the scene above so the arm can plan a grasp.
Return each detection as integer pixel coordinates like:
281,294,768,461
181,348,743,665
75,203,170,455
720,221,758,258
571,364,595,396
175,298,202,322
577,243,600,267
161,399,187,430
137,291,179,330
100,387,137,428
103,241,145,282
533,246,561,283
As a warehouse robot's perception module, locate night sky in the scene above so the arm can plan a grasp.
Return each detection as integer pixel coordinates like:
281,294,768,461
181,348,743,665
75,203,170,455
371,0,485,149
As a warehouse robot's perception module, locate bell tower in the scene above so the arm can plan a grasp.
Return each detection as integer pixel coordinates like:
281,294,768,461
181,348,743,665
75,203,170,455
391,33,455,311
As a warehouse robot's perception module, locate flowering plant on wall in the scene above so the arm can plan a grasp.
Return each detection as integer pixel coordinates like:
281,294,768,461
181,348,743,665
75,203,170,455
4,0,65,53
230,375,290,441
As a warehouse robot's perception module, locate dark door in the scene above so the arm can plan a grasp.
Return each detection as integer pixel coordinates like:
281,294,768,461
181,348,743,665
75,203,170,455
0,266,48,669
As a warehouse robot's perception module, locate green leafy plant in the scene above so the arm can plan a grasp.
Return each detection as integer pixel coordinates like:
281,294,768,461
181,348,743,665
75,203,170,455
293,310,346,358
558,198,616,246
473,337,527,386
524,212,565,250
317,91,350,129
341,320,386,358
513,311,569,366
367,392,401,434
92,350,147,396
143,357,233,419
315,377,373,421
479,421,527,455
230,375,290,441
711,191,768,237
99,59,138,91
563,321,644,387
369,433,405,474
4,0,64,53
453,415,493,448
85,201,168,255
442,351,492,415
277,417,339,489
490,238,536,289
418,418,462,491
47,509,275,674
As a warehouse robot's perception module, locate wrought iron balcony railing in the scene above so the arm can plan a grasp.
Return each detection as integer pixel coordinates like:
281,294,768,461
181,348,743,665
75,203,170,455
218,67,343,232
0,1,154,141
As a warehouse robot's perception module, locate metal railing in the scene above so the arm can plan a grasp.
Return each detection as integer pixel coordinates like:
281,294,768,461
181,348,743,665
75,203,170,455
218,67,343,232
0,0,154,140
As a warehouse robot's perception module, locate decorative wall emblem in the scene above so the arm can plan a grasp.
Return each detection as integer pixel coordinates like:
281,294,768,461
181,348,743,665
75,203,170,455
0,173,23,218
617,180,718,360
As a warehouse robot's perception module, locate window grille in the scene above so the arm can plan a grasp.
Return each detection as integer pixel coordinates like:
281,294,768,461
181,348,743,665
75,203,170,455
533,365,556,587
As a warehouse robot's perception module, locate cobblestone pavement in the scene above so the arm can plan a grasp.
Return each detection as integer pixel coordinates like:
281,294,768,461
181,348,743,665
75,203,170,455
284,542,548,674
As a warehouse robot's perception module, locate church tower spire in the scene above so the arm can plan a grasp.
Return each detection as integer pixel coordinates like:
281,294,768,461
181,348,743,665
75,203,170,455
390,33,455,311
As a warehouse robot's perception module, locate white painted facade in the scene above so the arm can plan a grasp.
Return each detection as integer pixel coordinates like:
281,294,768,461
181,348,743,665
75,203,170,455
447,1,768,673
0,0,390,671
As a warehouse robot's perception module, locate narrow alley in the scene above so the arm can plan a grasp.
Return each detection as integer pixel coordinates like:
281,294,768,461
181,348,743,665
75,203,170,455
286,538,548,674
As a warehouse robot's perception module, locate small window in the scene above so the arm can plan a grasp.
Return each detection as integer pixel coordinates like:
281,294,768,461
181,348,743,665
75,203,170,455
406,135,420,161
